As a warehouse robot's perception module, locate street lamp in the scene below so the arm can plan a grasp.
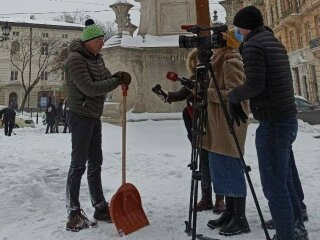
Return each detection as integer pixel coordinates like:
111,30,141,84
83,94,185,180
0,22,12,41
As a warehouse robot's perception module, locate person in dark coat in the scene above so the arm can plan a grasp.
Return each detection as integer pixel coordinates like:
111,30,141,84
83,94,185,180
45,97,56,134
259,25,309,231
230,6,308,240
64,19,131,232
152,48,225,214
0,107,16,136
62,99,70,133
55,99,64,133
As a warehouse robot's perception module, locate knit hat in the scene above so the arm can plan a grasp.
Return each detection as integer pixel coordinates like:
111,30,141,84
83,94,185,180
233,6,264,30
81,19,104,42
222,29,241,49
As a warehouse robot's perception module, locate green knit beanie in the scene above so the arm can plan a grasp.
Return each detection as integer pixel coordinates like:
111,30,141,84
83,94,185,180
81,19,104,42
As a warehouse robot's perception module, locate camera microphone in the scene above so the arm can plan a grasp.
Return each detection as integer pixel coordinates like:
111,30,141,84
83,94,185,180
166,72,195,89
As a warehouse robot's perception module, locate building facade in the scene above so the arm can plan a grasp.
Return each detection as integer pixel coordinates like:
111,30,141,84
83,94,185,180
221,0,320,104
0,18,83,110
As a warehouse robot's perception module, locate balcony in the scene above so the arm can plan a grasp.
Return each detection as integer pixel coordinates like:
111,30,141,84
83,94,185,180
280,8,301,26
310,36,320,49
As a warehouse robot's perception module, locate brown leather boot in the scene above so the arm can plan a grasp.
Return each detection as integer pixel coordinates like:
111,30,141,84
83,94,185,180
213,195,225,214
196,198,213,211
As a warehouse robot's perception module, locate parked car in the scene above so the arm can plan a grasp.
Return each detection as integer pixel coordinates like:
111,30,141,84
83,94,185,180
0,105,35,128
295,96,320,125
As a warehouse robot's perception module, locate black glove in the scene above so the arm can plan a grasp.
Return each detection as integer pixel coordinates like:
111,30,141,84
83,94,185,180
151,84,168,102
113,71,131,85
228,101,248,127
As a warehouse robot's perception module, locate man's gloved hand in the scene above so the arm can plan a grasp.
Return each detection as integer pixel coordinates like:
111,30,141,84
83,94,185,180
228,101,248,127
113,71,131,85
151,84,168,102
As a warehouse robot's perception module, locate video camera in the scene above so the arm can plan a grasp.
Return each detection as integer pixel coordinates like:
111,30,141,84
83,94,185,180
179,24,228,49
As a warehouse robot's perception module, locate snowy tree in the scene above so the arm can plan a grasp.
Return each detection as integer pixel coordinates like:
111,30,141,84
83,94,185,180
53,11,117,41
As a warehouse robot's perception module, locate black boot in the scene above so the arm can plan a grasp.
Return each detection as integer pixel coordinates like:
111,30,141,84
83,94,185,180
213,195,225,214
219,197,250,236
207,196,233,229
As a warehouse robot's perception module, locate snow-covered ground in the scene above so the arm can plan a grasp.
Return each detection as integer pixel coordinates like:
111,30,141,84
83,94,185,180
0,116,319,240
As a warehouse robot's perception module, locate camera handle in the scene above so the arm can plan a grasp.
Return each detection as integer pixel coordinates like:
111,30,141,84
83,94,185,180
207,65,272,240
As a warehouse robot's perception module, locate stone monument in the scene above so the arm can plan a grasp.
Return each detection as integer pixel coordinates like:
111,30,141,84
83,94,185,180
102,0,197,122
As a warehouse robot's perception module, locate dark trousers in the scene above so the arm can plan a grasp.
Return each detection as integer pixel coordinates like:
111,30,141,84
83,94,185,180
256,117,302,240
4,121,14,136
66,111,106,211
183,107,212,200
200,149,212,200
45,124,54,134
291,151,307,211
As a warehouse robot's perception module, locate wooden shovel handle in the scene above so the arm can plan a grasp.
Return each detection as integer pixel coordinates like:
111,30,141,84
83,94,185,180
122,84,128,185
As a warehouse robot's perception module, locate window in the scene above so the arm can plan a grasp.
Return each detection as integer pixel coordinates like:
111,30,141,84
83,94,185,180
10,41,20,55
41,43,49,55
10,70,18,81
62,34,68,39
305,22,311,43
40,71,48,81
290,31,296,50
42,32,49,38
315,15,320,37
12,31,19,36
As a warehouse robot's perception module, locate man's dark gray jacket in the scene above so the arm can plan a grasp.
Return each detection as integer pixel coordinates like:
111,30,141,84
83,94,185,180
65,40,119,118
229,26,297,121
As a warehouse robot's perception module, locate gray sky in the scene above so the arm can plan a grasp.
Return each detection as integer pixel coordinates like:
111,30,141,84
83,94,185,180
0,0,226,27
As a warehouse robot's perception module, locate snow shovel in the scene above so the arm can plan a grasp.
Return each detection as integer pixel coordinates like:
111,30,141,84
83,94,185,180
109,84,149,236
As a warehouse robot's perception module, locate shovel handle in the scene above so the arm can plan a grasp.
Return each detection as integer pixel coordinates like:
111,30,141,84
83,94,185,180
122,84,127,185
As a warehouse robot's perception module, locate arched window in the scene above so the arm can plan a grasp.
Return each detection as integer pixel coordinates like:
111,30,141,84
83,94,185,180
9,92,18,109
10,41,20,55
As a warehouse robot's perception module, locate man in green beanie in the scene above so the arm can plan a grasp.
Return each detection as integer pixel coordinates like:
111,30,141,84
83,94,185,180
65,19,131,232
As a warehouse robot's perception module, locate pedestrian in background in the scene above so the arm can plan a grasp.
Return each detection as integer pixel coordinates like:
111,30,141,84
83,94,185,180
0,106,16,136
45,97,56,134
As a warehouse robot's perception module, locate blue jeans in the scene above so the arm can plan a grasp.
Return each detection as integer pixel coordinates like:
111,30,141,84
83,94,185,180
256,117,301,240
208,151,247,197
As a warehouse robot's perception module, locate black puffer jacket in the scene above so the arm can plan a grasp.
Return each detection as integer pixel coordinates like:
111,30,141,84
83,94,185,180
229,26,296,121
65,40,120,118
0,108,16,123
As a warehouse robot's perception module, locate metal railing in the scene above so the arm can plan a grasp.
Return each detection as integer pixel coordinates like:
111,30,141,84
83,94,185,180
310,36,320,50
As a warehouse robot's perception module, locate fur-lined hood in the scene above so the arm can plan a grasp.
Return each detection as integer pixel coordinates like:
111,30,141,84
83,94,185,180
186,48,197,76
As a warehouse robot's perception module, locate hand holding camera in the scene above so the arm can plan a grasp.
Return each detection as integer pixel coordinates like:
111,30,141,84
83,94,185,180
151,84,168,102
113,71,132,86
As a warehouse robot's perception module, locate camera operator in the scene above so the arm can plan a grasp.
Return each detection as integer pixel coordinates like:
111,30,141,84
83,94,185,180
229,6,308,240
152,48,225,214
203,28,250,236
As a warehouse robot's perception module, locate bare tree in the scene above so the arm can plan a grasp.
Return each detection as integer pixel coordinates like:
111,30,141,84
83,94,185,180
53,10,91,24
9,35,63,111
53,12,117,41
96,20,117,41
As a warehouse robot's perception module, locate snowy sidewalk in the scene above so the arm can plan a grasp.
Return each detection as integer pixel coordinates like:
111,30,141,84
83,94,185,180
0,119,319,240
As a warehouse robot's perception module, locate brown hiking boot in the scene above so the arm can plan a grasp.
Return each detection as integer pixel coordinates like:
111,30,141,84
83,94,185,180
66,209,97,232
196,198,213,211
213,195,225,214
93,203,112,223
